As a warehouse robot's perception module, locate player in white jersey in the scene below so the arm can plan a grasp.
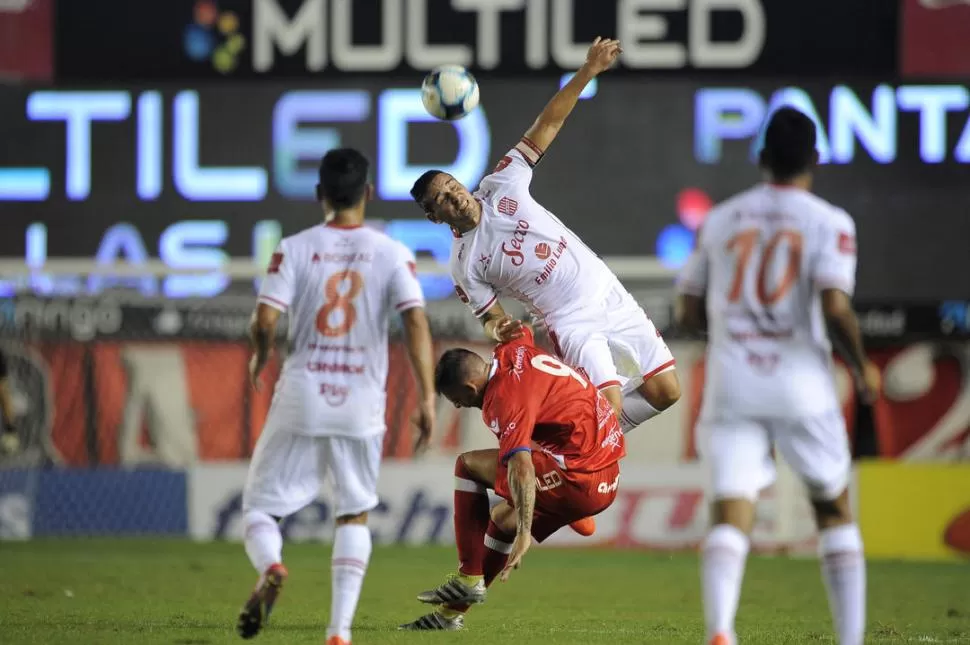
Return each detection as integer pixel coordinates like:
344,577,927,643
675,108,881,645
409,38,680,442
238,149,436,645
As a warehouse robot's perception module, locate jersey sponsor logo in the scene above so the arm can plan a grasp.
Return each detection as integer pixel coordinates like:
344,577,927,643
534,242,550,260
535,236,569,285
497,196,519,216
318,382,349,406
600,427,623,453
493,156,513,174
454,285,470,304
597,473,620,494
500,421,517,440
536,470,563,492
311,252,321,263
838,232,856,254
306,362,365,374
267,252,283,274
478,253,492,269
500,219,530,266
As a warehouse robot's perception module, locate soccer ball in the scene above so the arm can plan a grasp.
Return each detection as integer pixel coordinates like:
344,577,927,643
421,65,480,121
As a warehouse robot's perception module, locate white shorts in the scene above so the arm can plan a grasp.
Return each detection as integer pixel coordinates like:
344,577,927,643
548,284,675,391
699,409,851,502
242,425,384,519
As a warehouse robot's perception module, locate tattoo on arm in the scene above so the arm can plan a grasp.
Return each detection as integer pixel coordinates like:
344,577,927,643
507,453,536,536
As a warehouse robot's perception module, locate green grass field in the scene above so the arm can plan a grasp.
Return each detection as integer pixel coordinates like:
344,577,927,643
1,540,967,644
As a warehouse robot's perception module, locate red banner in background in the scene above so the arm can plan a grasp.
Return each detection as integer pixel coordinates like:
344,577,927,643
34,340,469,468
901,0,970,77
0,0,53,82
684,342,970,461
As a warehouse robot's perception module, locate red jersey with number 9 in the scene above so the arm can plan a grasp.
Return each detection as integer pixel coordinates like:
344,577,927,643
257,224,425,436
481,327,625,473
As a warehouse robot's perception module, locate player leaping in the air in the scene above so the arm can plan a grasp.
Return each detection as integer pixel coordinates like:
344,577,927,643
239,148,436,645
400,324,625,631
410,37,681,441
676,107,878,645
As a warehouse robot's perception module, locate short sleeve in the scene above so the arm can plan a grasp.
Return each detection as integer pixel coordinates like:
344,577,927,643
452,264,498,318
489,387,539,464
813,211,857,297
676,226,709,297
478,138,542,192
257,241,296,312
388,244,426,313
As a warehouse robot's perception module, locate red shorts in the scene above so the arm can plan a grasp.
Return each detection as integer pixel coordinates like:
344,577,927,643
495,450,620,542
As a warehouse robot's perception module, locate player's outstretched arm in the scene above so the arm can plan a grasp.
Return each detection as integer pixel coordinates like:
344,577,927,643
522,37,621,156
401,306,436,453
248,303,281,390
481,303,526,344
822,289,880,403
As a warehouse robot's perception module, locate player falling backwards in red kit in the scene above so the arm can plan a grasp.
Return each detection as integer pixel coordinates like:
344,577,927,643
400,325,626,631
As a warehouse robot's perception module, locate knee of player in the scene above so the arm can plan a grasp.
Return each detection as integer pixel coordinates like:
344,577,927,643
639,371,681,411
336,511,369,526
810,487,854,529
489,501,517,533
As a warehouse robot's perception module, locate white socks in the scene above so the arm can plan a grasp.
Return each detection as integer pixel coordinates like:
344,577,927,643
243,510,283,578
701,524,750,644
619,390,660,433
819,524,866,645
327,524,373,642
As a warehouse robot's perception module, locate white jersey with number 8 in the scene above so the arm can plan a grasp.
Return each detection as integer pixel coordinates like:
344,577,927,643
257,223,425,436
677,184,857,420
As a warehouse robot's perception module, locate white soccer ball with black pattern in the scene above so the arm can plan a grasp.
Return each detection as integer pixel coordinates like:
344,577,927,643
421,65,480,121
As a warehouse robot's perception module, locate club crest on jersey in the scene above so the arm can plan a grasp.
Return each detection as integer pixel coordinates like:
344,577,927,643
267,252,283,274
493,156,513,174
501,219,530,266
838,232,856,254
498,196,518,216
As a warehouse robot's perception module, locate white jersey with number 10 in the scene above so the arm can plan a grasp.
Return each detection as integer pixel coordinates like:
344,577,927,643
677,184,858,420
258,223,425,437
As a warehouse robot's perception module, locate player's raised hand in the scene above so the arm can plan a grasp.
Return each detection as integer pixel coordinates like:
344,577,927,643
499,533,532,582
489,315,525,343
412,396,436,456
583,37,622,76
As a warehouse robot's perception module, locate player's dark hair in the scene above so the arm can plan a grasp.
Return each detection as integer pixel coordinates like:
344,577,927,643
759,107,817,182
318,148,370,208
410,170,444,204
434,348,479,394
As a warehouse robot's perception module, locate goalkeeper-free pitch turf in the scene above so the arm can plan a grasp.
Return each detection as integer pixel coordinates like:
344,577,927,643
1,539,967,645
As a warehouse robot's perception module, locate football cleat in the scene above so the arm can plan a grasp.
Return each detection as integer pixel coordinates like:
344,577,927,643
416,573,486,605
399,612,465,631
237,563,288,639
325,636,350,645
569,516,596,536
708,633,734,645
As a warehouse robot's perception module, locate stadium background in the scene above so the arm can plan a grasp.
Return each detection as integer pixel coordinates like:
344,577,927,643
1,0,969,595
